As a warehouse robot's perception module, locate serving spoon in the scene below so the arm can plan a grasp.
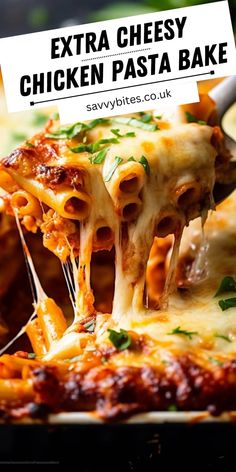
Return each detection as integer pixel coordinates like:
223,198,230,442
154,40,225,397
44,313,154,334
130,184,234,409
209,75,236,204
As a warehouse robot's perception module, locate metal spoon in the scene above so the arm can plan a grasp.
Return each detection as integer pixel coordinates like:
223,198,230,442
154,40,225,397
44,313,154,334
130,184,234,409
209,75,236,204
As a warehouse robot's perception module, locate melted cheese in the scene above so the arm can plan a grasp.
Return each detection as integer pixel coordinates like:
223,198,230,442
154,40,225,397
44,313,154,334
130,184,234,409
1,108,232,364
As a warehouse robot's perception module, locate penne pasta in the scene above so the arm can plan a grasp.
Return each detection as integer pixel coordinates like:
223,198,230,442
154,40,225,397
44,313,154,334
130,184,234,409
4,170,91,221
11,189,42,218
173,180,202,210
119,195,143,222
35,297,67,349
93,219,114,251
156,210,183,238
26,318,47,356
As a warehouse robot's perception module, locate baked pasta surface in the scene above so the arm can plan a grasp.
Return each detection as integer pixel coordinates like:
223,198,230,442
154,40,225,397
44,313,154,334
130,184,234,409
0,98,236,421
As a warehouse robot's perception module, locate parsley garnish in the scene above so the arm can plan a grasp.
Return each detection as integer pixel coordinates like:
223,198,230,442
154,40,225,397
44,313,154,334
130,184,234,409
208,357,224,367
11,131,28,142
89,147,109,164
126,155,150,175
28,353,36,359
84,320,95,332
25,141,34,148
218,297,236,311
112,116,157,132
168,326,198,340
71,138,119,154
185,111,206,125
50,112,60,121
45,122,88,139
32,112,48,126
214,333,232,342
139,113,152,123
111,128,135,138
155,115,162,119
168,404,177,412
108,328,132,351
104,156,123,182
139,155,150,175
45,118,110,140
214,276,236,297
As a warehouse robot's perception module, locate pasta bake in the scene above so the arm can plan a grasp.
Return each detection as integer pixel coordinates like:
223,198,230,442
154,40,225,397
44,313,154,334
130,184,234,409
0,94,236,421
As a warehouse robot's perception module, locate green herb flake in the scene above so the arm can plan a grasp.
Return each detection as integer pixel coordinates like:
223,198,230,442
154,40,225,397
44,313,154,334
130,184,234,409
50,112,60,121
104,156,123,182
71,143,93,153
208,357,224,367
28,353,36,359
139,155,150,175
83,320,95,332
214,333,232,343
127,156,136,162
168,326,198,340
219,297,236,311
113,116,157,132
71,138,118,154
45,122,88,140
32,112,49,126
140,113,152,123
25,141,35,148
108,328,132,351
111,128,135,138
11,131,28,142
185,111,207,125
87,118,111,129
155,115,162,120
168,404,177,412
214,276,236,297
91,147,109,165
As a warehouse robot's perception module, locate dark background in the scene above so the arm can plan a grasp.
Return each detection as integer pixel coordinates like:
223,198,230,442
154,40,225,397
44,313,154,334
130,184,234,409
0,0,235,37
0,1,236,471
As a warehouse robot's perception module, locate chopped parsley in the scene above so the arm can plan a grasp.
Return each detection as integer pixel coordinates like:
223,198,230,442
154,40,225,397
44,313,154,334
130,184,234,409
89,147,109,164
168,326,198,340
104,156,123,182
185,111,206,125
108,328,132,351
45,117,110,140
45,122,88,139
112,116,157,132
126,155,150,175
32,112,49,126
214,333,232,343
139,155,150,175
28,353,36,359
208,357,224,367
71,138,119,154
168,404,177,412
11,131,28,142
111,128,135,138
84,320,95,332
139,112,152,123
155,115,162,120
50,112,60,121
25,141,35,148
218,297,236,311
214,276,236,297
